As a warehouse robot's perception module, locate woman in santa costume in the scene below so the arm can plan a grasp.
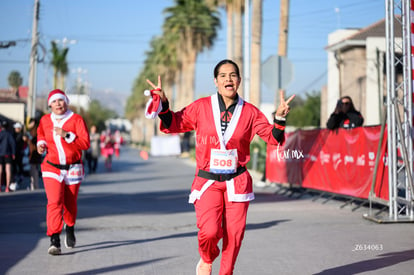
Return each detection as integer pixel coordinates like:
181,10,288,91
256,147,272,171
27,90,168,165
37,89,90,255
146,59,294,275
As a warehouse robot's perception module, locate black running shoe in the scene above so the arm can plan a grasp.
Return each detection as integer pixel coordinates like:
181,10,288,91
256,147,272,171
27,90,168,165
48,233,61,255
65,225,76,248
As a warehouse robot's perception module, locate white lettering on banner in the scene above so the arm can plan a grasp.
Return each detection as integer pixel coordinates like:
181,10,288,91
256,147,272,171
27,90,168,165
344,155,354,165
356,155,365,166
333,153,342,170
368,152,376,166
320,151,330,165
275,144,305,161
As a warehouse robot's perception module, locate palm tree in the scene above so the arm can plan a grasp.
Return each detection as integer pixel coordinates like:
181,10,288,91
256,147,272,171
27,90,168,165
125,34,180,120
50,41,69,89
207,0,244,97
8,70,23,98
163,0,220,109
232,0,244,97
250,0,262,107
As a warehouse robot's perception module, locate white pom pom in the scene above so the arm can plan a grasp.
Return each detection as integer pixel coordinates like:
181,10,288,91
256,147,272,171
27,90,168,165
144,89,150,96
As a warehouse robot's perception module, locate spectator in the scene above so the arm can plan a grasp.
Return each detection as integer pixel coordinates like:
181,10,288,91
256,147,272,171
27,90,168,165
0,120,16,192
12,122,26,185
326,96,364,130
27,119,42,191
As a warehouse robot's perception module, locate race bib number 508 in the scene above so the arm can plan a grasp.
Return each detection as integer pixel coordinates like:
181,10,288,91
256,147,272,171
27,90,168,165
209,149,238,174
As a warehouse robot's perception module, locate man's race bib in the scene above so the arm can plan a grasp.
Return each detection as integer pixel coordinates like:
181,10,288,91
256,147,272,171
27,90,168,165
209,149,238,174
67,164,84,184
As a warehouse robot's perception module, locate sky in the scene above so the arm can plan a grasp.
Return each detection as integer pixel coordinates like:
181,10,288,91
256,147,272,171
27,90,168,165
0,0,384,115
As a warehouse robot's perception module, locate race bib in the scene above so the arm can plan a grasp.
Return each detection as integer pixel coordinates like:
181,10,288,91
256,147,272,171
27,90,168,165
209,149,238,174
67,164,84,184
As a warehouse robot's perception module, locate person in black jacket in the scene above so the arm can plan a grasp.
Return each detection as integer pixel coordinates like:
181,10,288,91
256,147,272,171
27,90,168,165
0,120,16,192
326,96,364,130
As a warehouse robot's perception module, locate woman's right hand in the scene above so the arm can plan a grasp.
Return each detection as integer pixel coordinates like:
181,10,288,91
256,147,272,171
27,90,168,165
146,75,168,102
37,144,46,155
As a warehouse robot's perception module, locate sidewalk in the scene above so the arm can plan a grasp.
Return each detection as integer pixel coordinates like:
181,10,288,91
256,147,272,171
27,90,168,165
0,146,413,275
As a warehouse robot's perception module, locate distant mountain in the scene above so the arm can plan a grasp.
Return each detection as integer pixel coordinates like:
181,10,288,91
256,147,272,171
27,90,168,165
89,89,128,116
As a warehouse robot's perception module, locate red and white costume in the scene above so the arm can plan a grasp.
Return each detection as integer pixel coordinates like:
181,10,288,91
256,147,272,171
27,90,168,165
114,130,123,158
160,93,283,274
37,110,90,236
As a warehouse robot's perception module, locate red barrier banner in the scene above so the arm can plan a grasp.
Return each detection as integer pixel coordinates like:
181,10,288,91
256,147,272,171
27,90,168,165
266,126,388,200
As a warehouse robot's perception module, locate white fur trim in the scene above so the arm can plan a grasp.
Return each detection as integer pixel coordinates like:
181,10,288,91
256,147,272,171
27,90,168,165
48,93,69,106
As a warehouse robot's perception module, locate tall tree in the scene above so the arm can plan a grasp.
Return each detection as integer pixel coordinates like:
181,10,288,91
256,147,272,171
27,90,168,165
207,0,244,96
50,41,69,89
232,0,244,97
250,0,262,107
163,0,220,109
125,34,180,119
8,70,23,98
288,92,321,127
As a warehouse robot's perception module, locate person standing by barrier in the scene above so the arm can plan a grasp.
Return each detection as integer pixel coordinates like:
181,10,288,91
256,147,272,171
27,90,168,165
146,59,294,275
0,120,15,192
37,89,90,255
326,96,364,130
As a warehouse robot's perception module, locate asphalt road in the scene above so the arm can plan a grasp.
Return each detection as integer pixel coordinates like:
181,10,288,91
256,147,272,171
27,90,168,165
0,146,413,275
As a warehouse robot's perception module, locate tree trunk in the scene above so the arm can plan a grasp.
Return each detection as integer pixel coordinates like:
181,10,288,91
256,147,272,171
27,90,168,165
226,4,234,60
233,0,244,98
53,69,58,89
250,0,262,107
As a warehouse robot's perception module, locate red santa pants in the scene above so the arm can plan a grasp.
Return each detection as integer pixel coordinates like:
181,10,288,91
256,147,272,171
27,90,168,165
44,177,80,236
194,180,249,275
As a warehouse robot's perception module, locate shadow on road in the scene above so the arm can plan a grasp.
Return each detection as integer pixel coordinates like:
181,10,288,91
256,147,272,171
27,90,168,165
313,249,414,275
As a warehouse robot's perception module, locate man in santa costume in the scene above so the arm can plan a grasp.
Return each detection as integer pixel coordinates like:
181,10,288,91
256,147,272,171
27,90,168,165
146,59,294,275
37,89,90,255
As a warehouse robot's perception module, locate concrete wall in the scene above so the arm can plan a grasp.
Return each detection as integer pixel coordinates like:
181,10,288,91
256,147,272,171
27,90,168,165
0,103,25,124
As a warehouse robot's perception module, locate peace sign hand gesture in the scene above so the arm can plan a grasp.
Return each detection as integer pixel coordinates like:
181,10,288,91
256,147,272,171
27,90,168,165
275,90,295,118
146,75,168,103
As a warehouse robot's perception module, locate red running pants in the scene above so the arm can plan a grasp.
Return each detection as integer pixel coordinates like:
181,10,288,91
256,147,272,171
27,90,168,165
43,177,80,236
194,180,249,275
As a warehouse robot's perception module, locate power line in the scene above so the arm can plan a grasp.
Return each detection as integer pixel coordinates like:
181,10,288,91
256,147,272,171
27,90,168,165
297,70,327,94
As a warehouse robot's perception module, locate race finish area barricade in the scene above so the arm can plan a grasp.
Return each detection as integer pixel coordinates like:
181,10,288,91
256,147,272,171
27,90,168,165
266,126,389,204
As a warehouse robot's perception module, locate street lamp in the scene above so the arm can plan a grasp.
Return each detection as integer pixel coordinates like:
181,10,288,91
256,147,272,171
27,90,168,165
54,37,77,48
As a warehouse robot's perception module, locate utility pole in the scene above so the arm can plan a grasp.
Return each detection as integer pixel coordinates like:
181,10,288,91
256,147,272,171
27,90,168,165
276,0,290,107
27,0,40,122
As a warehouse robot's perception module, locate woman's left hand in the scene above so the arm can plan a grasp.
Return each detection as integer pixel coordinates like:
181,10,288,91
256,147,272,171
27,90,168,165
146,75,168,103
276,90,295,118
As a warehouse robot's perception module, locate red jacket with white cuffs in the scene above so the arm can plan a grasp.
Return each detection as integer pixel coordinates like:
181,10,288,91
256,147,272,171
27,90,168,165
159,93,285,203
37,110,90,181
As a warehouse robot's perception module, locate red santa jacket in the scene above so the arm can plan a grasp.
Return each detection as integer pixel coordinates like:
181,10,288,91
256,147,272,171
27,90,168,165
160,94,284,203
37,111,90,180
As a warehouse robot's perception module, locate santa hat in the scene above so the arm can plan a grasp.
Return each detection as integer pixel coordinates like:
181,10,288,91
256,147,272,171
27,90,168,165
48,89,69,106
144,89,162,119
